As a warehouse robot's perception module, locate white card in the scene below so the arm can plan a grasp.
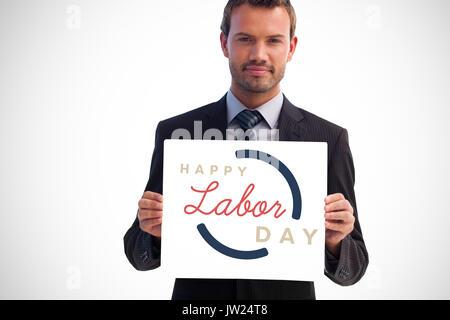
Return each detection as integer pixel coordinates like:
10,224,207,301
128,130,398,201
162,140,327,281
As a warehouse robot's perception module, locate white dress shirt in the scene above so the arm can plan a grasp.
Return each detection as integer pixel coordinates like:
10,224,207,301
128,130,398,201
225,89,283,141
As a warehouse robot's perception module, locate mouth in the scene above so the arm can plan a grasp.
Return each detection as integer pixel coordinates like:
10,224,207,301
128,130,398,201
244,66,272,76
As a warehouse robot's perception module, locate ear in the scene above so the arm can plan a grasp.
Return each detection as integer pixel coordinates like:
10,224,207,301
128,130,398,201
287,35,298,62
220,32,229,58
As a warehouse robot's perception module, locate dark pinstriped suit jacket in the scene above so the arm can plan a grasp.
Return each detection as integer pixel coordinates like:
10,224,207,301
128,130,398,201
123,93,369,300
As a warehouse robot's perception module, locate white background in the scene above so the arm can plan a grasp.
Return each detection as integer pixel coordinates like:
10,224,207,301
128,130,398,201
0,0,449,299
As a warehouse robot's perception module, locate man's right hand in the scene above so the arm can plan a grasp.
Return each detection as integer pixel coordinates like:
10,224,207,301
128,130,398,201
138,191,163,238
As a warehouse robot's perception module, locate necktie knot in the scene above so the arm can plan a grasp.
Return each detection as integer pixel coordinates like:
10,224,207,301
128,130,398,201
235,109,264,131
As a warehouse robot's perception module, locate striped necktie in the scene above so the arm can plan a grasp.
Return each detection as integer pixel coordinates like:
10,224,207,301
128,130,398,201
235,109,264,131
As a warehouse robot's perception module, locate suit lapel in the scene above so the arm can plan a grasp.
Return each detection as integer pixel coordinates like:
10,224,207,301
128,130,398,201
205,93,228,138
278,94,306,141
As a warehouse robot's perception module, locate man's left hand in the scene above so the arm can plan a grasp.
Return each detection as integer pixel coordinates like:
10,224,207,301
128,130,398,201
324,193,355,257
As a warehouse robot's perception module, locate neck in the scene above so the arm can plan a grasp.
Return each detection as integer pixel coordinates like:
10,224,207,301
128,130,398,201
230,82,281,109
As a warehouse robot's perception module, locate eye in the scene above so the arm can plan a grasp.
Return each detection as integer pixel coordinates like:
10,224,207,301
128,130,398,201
269,38,281,43
238,37,250,42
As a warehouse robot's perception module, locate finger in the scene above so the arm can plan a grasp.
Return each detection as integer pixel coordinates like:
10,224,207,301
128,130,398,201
325,221,347,233
325,211,355,223
325,220,354,235
140,217,162,228
139,198,163,210
138,209,163,220
324,193,345,204
324,199,352,213
142,191,163,202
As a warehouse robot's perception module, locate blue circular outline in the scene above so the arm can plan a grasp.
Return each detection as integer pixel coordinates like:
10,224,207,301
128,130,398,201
196,149,302,260
197,223,268,259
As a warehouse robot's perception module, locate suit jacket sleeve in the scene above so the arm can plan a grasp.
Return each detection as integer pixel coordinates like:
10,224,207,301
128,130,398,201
123,122,163,271
324,128,369,285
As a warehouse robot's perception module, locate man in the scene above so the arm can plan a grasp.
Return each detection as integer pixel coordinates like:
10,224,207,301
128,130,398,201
124,0,368,300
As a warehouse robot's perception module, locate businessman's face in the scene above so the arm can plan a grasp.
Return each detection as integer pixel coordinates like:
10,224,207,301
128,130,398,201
220,4,297,94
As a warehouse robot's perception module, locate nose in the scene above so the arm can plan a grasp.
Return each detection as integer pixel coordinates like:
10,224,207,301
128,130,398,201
249,41,268,63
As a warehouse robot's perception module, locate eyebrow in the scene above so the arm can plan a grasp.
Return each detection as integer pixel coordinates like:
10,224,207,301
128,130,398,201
233,32,286,39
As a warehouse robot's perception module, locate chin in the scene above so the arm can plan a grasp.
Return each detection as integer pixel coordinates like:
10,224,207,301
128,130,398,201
247,82,277,93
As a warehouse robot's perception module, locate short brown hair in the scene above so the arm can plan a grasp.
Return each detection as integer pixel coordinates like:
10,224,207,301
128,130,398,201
220,0,297,40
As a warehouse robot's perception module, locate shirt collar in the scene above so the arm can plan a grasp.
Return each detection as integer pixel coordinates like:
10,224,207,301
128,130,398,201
226,89,284,129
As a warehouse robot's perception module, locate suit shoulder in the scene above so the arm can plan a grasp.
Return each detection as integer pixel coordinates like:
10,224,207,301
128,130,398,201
300,107,345,131
298,106,346,137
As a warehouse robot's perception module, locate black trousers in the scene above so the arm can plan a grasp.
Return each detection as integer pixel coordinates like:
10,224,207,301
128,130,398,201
171,278,316,300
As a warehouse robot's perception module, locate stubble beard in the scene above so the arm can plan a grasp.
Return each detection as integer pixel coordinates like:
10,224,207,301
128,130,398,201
229,59,286,94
